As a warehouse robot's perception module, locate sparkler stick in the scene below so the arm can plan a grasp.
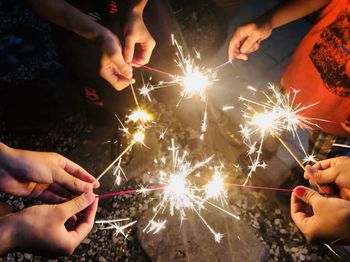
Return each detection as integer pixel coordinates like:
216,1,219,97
97,184,166,199
333,143,350,149
97,131,145,181
132,61,174,78
97,142,135,181
212,60,232,72
275,134,305,171
129,80,141,109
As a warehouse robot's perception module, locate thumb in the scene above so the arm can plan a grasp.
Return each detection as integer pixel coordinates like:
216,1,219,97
294,186,321,206
59,192,96,219
123,35,136,64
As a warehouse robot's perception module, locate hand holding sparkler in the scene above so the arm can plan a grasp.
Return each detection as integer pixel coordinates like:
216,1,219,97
304,157,350,197
291,186,350,245
0,192,98,257
0,143,98,203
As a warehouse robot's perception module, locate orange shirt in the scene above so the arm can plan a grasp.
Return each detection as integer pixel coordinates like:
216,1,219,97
282,0,350,137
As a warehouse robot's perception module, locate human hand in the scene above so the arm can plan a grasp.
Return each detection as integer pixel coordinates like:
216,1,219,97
99,30,134,91
5,192,98,257
291,186,350,244
123,12,156,66
304,157,350,200
228,20,272,61
0,144,98,203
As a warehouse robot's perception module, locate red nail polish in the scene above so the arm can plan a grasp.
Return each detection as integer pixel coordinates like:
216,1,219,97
295,186,306,197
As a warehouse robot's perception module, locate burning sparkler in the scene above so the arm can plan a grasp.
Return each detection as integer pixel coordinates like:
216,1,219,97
142,139,239,243
96,218,136,238
238,83,328,185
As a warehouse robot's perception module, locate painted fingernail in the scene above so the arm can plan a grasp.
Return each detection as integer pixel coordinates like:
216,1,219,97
295,186,306,197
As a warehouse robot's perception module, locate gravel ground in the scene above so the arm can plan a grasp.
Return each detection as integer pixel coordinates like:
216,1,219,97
0,0,334,261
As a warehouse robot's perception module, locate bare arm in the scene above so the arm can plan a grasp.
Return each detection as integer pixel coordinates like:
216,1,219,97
264,0,332,30
26,0,107,40
228,0,332,60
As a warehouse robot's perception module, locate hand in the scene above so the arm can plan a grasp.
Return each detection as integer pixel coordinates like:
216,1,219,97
123,12,156,66
99,30,134,91
0,144,98,203
291,186,350,244
228,20,272,61
304,157,350,200
4,192,98,257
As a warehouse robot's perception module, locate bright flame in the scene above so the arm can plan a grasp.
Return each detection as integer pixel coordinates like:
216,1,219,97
128,109,153,123
204,171,225,200
132,131,145,143
180,65,209,99
251,112,277,132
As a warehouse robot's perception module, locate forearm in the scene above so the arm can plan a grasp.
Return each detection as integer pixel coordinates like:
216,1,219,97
261,0,331,29
26,0,108,40
0,216,16,256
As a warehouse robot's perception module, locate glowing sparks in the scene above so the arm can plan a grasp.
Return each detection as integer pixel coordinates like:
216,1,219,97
144,139,238,243
239,84,328,184
127,109,153,124
132,130,145,144
96,218,136,238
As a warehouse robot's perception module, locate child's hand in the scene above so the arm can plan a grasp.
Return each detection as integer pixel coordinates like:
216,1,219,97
123,12,156,66
304,157,350,200
99,30,135,91
228,20,272,61
291,186,350,244
0,144,98,203
3,193,98,257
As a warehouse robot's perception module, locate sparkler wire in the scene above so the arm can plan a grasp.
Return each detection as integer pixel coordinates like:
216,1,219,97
132,61,174,78
97,142,135,181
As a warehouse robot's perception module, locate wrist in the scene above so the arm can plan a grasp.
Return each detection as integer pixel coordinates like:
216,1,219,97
0,143,17,173
0,214,18,256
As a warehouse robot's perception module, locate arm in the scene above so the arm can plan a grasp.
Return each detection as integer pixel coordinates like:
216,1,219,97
228,0,332,60
26,0,134,90
26,0,106,41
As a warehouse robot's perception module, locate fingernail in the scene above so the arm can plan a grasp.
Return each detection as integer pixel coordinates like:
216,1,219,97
84,183,93,191
84,192,95,202
93,181,100,188
294,186,306,197
306,165,315,174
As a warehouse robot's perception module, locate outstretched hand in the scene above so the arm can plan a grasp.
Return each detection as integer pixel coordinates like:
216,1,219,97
3,192,98,257
0,144,99,203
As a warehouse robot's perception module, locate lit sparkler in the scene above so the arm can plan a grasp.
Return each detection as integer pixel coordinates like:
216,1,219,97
96,218,136,238
239,83,328,184
143,139,239,243
97,130,146,181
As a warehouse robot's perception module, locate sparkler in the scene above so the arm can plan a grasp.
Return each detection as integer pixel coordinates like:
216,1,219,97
141,139,240,243
238,84,328,185
97,130,146,181
96,218,136,238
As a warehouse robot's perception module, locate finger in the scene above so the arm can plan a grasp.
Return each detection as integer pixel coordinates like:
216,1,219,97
53,168,93,193
294,186,322,206
123,36,136,63
68,198,98,243
109,52,133,79
134,41,156,65
312,158,332,171
240,35,259,54
236,53,248,61
58,156,99,188
290,192,313,231
49,184,76,198
59,192,96,219
39,190,67,204
309,165,339,185
228,33,244,60
246,42,260,54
